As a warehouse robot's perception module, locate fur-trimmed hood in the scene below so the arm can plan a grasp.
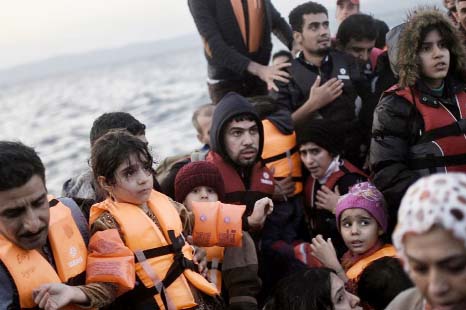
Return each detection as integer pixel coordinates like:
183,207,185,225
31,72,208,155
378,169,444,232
397,7,466,87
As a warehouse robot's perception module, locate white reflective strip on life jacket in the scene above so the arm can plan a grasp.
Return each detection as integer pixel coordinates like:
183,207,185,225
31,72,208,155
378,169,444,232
134,250,176,310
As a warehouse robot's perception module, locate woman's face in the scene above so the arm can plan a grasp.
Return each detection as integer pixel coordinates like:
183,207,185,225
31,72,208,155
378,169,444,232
404,226,466,310
330,273,362,310
299,142,334,179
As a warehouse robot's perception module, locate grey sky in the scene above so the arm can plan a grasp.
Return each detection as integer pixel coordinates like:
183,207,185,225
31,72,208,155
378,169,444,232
1,0,439,70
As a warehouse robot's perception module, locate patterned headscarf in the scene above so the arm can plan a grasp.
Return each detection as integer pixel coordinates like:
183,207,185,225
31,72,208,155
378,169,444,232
393,173,466,266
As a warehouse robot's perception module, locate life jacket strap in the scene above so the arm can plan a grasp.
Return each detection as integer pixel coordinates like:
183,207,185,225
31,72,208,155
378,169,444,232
409,153,466,169
134,230,197,310
418,119,466,144
262,145,299,164
135,249,175,310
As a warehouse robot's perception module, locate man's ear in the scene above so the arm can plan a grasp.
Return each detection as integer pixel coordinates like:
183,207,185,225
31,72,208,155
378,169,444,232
293,31,303,45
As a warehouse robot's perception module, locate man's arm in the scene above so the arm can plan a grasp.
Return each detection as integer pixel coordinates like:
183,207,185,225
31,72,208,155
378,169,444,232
188,0,291,91
268,0,293,49
0,262,16,309
370,94,421,210
188,0,252,75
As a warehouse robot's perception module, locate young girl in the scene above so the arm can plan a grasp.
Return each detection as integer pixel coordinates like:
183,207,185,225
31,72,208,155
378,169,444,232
174,160,272,310
311,182,396,299
86,129,220,310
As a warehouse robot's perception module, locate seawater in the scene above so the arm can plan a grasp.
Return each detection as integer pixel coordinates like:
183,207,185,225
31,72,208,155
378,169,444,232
0,45,209,195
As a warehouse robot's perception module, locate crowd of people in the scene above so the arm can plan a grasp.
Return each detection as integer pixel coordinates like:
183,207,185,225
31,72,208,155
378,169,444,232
2,0,466,309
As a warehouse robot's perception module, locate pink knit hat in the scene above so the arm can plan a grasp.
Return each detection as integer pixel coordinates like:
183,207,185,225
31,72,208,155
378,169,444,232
335,182,388,233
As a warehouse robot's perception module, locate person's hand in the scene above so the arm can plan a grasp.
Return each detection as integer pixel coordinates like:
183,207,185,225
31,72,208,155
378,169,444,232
315,186,340,214
310,235,341,271
192,246,208,277
33,283,89,310
273,175,295,200
248,62,291,91
305,76,344,110
248,197,274,230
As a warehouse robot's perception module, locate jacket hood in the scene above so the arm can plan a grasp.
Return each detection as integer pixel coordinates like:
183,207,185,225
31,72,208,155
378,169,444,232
210,92,264,163
398,7,466,88
386,23,406,77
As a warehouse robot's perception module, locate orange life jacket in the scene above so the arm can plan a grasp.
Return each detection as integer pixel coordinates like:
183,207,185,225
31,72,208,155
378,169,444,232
207,151,274,213
262,119,303,195
346,244,397,281
89,190,218,310
0,201,87,309
304,160,367,209
191,201,245,248
205,246,224,293
230,0,264,53
389,85,466,173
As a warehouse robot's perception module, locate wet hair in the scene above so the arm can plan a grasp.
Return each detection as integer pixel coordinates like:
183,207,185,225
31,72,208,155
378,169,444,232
192,103,215,135
264,268,336,310
247,96,279,120
91,129,154,189
336,14,377,49
272,50,293,62
374,19,389,49
0,141,46,191
358,257,413,310
89,112,146,146
289,2,328,32
229,112,257,124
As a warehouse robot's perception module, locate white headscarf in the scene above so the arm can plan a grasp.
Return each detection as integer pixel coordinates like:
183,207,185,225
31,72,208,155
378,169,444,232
393,173,466,267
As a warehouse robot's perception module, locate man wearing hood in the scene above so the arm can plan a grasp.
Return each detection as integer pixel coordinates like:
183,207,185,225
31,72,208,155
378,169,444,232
207,92,275,232
370,8,466,227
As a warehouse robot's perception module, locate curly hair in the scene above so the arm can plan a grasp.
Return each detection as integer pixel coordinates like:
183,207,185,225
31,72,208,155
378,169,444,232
397,7,466,87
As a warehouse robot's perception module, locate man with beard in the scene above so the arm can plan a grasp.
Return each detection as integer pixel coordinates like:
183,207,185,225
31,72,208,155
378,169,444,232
272,1,369,168
0,142,110,309
206,92,275,231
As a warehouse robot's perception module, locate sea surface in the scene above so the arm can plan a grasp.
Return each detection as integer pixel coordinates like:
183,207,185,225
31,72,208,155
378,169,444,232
0,1,441,195
0,45,209,195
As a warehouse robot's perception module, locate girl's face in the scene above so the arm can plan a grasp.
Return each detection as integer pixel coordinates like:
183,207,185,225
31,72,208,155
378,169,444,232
340,208,382,255
330,273,362,310
183,186,218,211
405,227,466,310
104,153,153,205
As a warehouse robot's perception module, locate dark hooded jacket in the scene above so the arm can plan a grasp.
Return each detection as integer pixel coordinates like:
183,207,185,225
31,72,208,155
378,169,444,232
208,92,274,216
370,8,466,220
210,92,265,169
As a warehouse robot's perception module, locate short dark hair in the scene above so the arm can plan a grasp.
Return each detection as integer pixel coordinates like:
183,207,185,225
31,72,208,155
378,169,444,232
374,19,390,49
89,112,146,146
289,2,328,32
358,257,413,310
91,129,154,189
192,103,215,135
0,141,45,191
272,50,293,62
336,14,377,48
265,268,336,310
247,96,280,120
